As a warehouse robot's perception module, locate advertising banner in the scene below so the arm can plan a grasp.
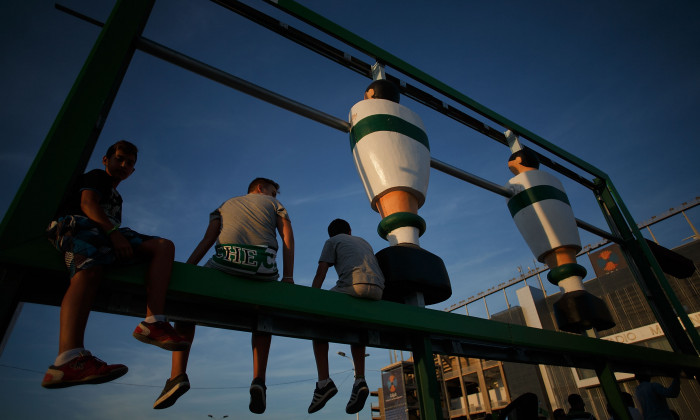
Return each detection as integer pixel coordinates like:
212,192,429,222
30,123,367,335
382,366,408,420
589,243,628,277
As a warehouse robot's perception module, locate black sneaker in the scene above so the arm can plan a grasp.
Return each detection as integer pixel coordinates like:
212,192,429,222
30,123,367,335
153,373,190,409
346,378,369,414
249,378,266,414
308,379,338,413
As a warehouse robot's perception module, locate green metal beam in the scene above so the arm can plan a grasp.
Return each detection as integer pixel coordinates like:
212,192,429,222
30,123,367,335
0,0,155,253
595,363,632,420
4,241,700,378
412,336,444,420
603,178,700,353
264,0,608,179
595,179,700,357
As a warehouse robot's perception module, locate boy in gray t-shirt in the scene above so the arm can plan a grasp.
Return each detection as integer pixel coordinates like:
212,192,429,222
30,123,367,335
307,219,384,415
154,178,294,414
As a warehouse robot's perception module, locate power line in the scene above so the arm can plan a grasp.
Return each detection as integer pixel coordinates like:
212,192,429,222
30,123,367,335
0,363,353,389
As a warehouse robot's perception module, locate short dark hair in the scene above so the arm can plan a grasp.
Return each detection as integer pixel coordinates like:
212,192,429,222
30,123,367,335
365,79,400,103
635,373,651,382
508,147,539,169
553,408,566,419
328,219,351,237
106,140,138,161
567,393,584,409
621,392,635,408
248,177,280,193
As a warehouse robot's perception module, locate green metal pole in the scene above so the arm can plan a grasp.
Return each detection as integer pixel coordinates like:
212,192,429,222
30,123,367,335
595,178,699,357
411,335,444,420
603,178,700,353
595,363,632,420
0,0,155,349
0,0,155,256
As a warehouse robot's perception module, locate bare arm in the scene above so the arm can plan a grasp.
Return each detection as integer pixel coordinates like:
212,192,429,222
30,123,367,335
186,218,221,265
80,189,132,259
277,216,294,283
311,262,331,289
80,189,116,231
654,377,681,398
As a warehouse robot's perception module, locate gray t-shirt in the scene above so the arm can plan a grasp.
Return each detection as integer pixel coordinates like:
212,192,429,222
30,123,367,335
213,193,289,250
319,234,384,289
205,193,289,280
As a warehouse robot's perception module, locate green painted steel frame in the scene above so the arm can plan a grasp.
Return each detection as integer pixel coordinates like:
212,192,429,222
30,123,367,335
0,0,155,349
0,1,698,419
7,255,700,376
595,180,700,355
412,336,443,420
0,0,155,251
596,363,633,420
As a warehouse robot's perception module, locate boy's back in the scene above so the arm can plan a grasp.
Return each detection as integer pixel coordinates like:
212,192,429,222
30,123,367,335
319,233,383,289
215,193,287,250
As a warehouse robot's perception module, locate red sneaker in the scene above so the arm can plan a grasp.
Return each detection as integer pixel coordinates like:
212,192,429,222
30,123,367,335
41,352,128,389
132,321,191,351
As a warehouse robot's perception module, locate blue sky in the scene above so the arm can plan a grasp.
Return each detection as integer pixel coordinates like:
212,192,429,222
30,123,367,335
1,0,699,419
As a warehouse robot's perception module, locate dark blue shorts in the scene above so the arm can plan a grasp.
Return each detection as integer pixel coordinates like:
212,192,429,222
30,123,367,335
47,215,156,277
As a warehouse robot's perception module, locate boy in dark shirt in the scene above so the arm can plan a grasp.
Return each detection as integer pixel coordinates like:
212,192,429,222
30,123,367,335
42,140,190,389
307,219,384,415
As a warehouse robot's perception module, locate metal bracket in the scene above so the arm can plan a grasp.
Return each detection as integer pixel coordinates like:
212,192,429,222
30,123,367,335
505,129,524,152
371,62,386,80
